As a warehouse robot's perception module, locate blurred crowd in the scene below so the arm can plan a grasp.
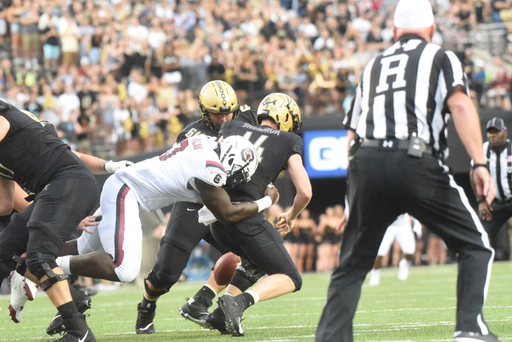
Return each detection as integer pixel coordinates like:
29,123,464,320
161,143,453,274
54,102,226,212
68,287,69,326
0,0,511,158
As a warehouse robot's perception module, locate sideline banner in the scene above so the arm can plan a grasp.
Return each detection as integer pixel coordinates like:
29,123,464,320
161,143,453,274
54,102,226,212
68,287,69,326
303,130,348,178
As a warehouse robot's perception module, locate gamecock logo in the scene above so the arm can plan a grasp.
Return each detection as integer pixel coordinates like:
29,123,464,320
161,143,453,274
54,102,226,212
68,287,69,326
241,148,254,162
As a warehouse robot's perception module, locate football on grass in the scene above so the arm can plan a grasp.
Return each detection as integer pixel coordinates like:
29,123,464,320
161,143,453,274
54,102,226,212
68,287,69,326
214,252,241,285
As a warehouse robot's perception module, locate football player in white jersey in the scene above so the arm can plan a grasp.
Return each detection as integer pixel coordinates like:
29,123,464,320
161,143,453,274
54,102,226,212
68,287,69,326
54,135,277,286
368,213,421,286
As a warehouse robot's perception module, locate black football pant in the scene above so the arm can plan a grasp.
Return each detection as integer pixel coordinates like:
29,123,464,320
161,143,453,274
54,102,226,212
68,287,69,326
481,200,512,239
316,148,494,342
148,201,229,289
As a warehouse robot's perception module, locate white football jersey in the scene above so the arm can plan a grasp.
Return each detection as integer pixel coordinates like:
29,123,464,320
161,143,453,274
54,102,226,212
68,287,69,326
115,135,227,212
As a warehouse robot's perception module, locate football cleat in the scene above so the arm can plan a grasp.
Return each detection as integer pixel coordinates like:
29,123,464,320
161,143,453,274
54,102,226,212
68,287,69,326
454,331,503,342
8,271,38,323
205,307,230,334
179,296,211,326
136,302,156,334
47,284,92,335
72,283,98,297
50,313,96,342
217,294,245,337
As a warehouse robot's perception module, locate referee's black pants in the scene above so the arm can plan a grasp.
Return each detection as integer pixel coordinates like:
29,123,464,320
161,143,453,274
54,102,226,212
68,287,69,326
316,147,494,342
481,200,512,239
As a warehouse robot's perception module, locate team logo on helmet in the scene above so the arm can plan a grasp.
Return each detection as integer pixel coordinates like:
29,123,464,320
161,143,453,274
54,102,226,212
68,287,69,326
241,148,254,163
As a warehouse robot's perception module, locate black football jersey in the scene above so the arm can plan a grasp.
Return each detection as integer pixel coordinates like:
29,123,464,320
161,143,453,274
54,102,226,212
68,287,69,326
176,104,257,142
219,120,303,202
0,101,70,194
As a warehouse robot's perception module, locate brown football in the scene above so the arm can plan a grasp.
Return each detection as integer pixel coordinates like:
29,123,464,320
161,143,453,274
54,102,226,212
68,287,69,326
213,252,241,286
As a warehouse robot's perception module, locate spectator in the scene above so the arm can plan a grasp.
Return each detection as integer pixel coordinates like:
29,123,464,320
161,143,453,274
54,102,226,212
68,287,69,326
491,0,508,22
58,12,80,68
56,84,80,124
127,68,148,105
40,20,60,74
6,0,24,60
23,89,43,118
0,7,7,44
77,80,98,117
470,60,488,108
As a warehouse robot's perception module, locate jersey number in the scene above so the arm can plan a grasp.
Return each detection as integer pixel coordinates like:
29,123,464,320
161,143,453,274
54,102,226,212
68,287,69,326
242,132,268,163
160,140,189,161
185,128,202,138
375,54,409,94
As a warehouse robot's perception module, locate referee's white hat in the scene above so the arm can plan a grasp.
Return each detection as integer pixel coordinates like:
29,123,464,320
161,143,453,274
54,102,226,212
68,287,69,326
394,0,435,29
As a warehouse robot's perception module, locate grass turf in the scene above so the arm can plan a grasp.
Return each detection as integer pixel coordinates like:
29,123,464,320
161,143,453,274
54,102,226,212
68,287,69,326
0,261,510,341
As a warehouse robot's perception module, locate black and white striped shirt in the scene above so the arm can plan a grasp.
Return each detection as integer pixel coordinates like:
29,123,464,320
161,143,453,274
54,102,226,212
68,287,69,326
483,140,512,202
343,34,468,152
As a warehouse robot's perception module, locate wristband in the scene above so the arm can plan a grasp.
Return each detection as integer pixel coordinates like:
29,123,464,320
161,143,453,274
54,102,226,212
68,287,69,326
477,198,486,204
254,196,272,213
473,163,487,170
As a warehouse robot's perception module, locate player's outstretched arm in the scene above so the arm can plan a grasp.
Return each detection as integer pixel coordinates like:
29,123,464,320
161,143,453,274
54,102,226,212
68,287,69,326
73,150,134,175
276,154,312,233
195,179,279,225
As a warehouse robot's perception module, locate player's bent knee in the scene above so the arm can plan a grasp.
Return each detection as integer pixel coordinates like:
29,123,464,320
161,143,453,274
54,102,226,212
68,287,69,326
287,271,302,292
113,255,141,283
146,265,181,290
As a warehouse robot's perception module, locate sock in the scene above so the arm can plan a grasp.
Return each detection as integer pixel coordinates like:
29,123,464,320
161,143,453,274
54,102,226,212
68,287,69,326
58,301,78,321
240,292,256,309
245,290,260,304
56,256,72,275
141,296,157,310
196,285,216,306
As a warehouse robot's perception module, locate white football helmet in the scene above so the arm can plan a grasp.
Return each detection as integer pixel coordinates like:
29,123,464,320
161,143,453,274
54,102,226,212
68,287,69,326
218,136,258,188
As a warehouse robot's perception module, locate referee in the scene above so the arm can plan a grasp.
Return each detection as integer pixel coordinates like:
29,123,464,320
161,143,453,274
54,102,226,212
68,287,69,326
472,117,512,240
315,1,499,341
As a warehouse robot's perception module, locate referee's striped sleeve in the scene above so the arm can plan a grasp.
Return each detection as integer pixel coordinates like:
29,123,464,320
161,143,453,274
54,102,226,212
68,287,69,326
441,50,469,99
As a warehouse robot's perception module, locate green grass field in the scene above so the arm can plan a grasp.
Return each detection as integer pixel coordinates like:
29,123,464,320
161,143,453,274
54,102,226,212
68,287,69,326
0,261,511,341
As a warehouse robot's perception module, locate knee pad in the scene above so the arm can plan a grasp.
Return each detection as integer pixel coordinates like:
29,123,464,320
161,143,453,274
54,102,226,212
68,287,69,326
146,263,181,291
26,252,59,280
230,259,266,292
38,262,69,291
144,272,170,298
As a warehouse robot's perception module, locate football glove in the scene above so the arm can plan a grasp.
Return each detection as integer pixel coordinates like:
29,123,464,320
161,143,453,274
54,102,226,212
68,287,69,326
104,160,134,173
198,205,217,225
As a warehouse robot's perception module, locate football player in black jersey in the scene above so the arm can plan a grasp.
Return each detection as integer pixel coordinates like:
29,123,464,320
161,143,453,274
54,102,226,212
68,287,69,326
135,80,261,334
0,119,133,335
0,101,101,341
200,93,312,337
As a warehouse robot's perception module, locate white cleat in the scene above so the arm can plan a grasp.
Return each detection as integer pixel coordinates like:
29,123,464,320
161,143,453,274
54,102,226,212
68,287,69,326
368,269,380,286
8,271,38,323
398,258,410,281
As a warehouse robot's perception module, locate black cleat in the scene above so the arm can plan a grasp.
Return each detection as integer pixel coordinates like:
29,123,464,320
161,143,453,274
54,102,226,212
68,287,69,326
179,296,211,327
136,302,156,334
217,294,245,337
47,285,92,335
454,331,503,342
205,307,230,335
73,283,98,297
50,313,96,342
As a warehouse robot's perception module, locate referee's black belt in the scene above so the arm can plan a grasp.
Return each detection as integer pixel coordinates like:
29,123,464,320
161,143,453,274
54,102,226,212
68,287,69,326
360,138,433,154
494,197,512,204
